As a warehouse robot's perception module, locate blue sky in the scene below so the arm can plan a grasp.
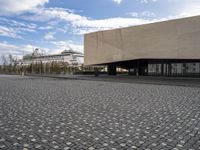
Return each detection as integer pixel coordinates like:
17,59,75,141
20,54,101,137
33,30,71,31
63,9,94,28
0,0,200,58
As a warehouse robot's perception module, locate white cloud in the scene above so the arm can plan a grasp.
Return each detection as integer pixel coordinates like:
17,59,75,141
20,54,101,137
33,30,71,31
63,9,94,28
141,11,155,17
39,26,54,30
0,42,30,59
0,41,50,59
129,11,155,17
0,0,49,15
113,0,123,4
130,12,139,17
44,32,55,40
50,40,83,53
139,0,158,3
113,0,158,4
72,17,150,34
178,6,200,17
34,5,200,35
0,41,18,52
0,42,19,64
0,25,22,39
17,0,200,35
0,18,37,29
23,7,150,34
0,18,37,38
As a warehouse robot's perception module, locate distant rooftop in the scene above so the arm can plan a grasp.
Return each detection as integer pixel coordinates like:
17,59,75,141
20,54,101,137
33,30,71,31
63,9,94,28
61,49,83,55
23,48,83,60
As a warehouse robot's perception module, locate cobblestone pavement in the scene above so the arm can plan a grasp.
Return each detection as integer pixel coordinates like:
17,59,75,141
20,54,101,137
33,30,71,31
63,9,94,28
0,75,200,150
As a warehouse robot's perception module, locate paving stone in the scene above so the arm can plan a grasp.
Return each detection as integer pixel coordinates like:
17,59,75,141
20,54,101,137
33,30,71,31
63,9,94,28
0,75,200,149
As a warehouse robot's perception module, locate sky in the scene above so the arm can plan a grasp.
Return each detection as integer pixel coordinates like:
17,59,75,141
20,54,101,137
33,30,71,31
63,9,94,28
0,0,200,59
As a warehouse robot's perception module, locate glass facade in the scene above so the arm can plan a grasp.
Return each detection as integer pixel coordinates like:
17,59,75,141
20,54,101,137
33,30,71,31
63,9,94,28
148,62,200,77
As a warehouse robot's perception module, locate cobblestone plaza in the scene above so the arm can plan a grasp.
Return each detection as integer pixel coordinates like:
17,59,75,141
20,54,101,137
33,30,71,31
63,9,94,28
0,75,200,150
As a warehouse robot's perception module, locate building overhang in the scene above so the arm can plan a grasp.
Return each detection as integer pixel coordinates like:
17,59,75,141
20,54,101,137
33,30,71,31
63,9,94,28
84,15,200,66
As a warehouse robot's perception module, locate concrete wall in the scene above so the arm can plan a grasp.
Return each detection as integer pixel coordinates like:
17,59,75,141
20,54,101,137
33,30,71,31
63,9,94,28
84,16,200,66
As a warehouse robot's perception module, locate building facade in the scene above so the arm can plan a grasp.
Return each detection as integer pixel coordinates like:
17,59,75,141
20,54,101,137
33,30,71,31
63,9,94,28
84,16,200,77
23,49,84,67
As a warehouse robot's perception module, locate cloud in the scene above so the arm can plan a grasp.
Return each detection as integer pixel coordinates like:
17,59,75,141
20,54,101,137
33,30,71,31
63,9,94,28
0,18,37,38
18,0,200,35
129,11,155,17
23,7,150,34
0,18,37,29
31,5,200,35
0,41,50,59
0,41,18,52
141,11,155,17
113,0,123,4
112,0,158,4
44,32,55,40
72,17,150,34
0,0,49,15
0,25,22,39
139,0,158,3
0,42,34,54
0,41,31,59
178,5,200,17
50,40,83,53
0,41,19,63
39,26,54,30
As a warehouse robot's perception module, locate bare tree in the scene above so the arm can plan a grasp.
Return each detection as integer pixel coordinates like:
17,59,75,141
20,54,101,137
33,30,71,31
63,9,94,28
8,54,13,65
1,54,8,66
8,54,19,66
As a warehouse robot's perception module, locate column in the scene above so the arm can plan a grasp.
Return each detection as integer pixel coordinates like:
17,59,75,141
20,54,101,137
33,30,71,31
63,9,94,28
107,64,116,75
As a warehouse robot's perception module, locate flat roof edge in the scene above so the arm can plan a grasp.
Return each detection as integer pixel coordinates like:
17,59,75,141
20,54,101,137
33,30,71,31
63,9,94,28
84,15,200,35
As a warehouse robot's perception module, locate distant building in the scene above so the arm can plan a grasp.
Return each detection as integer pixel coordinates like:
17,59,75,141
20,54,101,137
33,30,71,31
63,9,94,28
22,48,84,66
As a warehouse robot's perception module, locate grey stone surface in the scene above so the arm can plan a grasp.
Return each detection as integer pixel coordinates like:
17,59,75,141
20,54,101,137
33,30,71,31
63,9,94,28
0,75,200,150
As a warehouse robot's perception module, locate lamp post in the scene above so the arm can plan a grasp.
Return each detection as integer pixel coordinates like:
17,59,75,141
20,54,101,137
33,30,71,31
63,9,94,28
40,60,42,74
21,62,24,76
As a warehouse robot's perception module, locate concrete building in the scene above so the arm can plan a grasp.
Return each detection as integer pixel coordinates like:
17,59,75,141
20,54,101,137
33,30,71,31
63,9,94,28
23,48,84,67
84,15,200,77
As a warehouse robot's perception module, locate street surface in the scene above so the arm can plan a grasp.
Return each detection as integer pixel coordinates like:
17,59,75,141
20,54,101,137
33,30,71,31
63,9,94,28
0,75,200,150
